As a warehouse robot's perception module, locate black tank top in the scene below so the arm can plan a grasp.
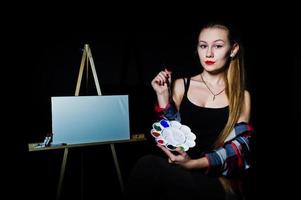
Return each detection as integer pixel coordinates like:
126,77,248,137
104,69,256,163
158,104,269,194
179,78,229,159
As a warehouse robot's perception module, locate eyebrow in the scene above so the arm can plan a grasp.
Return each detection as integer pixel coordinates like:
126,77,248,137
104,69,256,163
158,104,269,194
199,39,225,43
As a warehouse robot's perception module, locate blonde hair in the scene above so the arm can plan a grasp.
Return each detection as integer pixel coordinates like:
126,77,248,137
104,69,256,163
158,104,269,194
218,54,245,199
201,23,246,148
202,22,246,198
215,55,245,147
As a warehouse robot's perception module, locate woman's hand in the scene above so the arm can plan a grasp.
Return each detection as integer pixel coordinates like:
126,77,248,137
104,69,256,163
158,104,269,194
157,144,191,168
157,144,209,170
151,68,172,95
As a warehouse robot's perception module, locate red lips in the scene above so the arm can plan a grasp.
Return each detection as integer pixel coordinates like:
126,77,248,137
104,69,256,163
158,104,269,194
205,60,215,65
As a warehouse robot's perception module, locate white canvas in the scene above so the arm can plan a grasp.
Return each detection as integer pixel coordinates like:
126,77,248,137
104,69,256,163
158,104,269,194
51,95,130,145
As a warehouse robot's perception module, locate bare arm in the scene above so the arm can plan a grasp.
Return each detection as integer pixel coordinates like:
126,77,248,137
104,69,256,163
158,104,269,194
171,78,185,110
238,90,251,123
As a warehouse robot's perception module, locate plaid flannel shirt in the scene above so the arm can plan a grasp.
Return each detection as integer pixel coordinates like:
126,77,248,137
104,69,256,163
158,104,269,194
204,122,253,178
155,102,253,179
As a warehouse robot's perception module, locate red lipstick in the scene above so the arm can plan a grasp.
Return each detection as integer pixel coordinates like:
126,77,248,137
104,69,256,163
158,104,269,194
205,60,215,65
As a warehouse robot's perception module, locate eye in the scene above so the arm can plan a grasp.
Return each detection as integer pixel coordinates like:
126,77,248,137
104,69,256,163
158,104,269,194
213,44,223,49
199,44,207,49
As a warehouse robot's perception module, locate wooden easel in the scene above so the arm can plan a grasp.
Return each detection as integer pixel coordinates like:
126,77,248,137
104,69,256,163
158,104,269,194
57,44,124,199
28,44,146,200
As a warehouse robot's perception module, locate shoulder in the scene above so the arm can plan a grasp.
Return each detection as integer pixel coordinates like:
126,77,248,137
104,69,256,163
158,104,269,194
173,78,185,86
244,90,251,107
173,78,185,93
172,78,186,108
238,90,251,123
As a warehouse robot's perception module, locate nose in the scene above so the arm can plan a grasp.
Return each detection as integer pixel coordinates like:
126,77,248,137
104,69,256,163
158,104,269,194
206,47,213,58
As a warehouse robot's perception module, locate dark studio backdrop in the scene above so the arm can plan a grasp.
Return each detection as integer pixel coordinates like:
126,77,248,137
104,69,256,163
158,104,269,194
7,6,298,200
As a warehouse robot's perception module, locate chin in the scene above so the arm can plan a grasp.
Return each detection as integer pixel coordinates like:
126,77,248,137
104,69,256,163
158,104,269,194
204,67,225,74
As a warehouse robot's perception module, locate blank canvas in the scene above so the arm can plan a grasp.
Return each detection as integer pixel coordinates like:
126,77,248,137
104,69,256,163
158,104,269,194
51,95,130,145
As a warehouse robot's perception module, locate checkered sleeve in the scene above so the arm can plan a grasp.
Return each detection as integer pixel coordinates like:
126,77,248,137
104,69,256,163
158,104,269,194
205,122,253,178
154,100,181,121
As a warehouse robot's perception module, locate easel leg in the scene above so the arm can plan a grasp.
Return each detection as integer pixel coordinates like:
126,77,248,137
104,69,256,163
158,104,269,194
80,152,84,200
110,144,124,192
56,148,69,200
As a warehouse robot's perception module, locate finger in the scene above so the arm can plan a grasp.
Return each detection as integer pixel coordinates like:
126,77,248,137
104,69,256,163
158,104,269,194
165,68,172,77
175,147,186,155
153,74,165,86
158,73,168,82
153,75,165,86
153,77,163,86
162,70,171,86
157,144,176,160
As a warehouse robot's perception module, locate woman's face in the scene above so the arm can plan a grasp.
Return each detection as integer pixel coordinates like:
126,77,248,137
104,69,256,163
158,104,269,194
197,27,232,73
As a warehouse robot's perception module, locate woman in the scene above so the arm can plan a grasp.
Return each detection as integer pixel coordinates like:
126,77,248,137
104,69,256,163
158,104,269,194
124,21,253,200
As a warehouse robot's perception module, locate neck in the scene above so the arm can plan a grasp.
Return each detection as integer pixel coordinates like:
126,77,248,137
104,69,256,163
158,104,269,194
201,72,225,86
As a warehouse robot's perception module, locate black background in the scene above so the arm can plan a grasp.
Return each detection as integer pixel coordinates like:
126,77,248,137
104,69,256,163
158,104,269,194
3,3,298,200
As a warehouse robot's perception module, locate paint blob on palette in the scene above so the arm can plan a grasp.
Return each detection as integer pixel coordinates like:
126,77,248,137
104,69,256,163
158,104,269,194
150,119,196,151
